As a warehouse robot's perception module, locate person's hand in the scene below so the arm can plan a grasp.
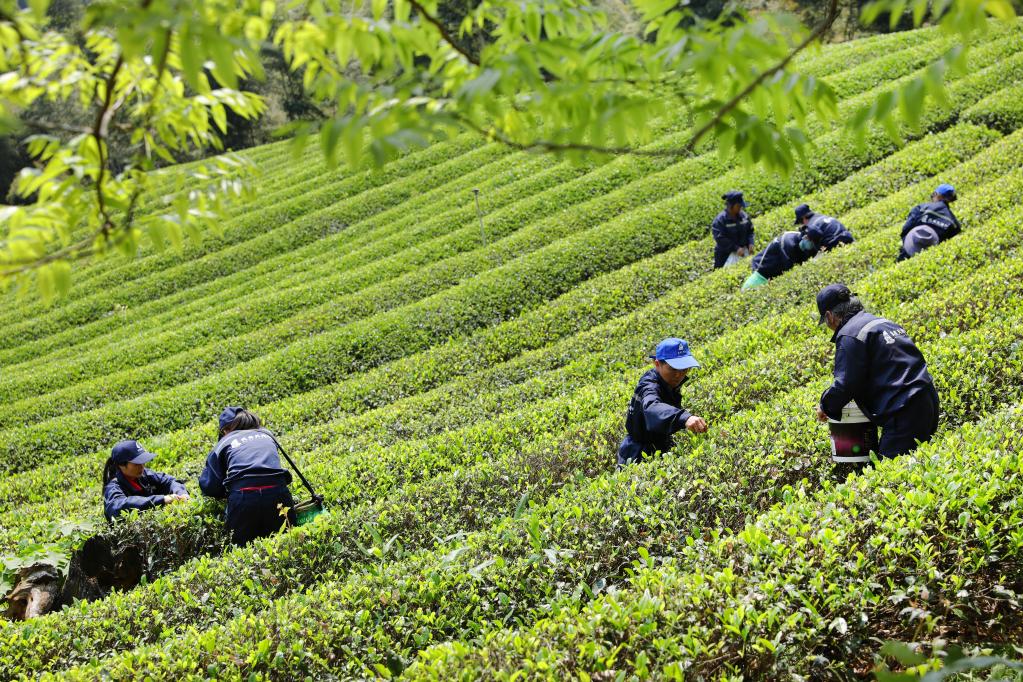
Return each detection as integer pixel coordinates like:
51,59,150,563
816,406,829,422
685,415,708,433
164,494,189,504
737,247,747,257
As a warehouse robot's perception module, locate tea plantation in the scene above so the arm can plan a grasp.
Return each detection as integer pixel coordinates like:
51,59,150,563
2,20,1023,680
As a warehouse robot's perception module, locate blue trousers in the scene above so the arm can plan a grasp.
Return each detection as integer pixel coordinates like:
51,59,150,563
877,385,940,458
225,485,297,546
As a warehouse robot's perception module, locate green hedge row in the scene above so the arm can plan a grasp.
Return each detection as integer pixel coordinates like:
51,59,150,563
0,120,1010,549
0,121,1001,538
37,245,1023,680
0,23,962,390
0,21,986,361
4,168,1021,678
406,401,1023,680
0,136,504,349
963,84,1023,133
4,37,1022,467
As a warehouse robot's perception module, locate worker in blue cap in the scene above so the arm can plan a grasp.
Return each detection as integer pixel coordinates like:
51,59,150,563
794,203,854,252
898,184,960,261
199,407,297,546
102,440,189,521
814,284,939,461
617,338,709,467
711,191,755,269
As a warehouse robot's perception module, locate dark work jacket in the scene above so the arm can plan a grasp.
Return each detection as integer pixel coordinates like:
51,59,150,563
711,210,755,268
623,369,694,457
199,428,292,498
751,231,814,279
820,312,935,423
901,201,960,242
804,214,854,249
103,469,186,521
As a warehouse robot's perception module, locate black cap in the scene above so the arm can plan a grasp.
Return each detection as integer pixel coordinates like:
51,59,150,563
111,440,156,465
816,283,854,324
722,190,747,207
794,203,813,225
219,406,244,432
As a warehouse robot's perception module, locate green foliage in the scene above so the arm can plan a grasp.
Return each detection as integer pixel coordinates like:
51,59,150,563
0,0,1017,293
1,24,1023,682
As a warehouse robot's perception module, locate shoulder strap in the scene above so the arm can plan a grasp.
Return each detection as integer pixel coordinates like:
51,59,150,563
260,429,320,501
855,318,889,343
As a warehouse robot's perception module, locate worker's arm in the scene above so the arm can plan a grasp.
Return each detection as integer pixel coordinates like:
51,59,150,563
149,470,189,498
746,217,755,249
711,215,739,253
198,447,228,499
103,482,166,521
901,206,922,239
819,336,868,419
638,385,693,436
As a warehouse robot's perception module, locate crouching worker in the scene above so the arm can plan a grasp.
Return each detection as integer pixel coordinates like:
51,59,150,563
795,203,854,252
814,284,940,467
199,407,297,546
617,338,709,467
898,184,960,261
103,440,189,521
743,230,815,289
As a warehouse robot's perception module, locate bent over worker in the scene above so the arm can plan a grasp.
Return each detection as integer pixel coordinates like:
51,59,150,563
898,183,960,261
814,284,940,459
795,203,854,251
744,230,815,289
711,191,755,269
617,338,708,467
103,440,189,521
199,407,297,546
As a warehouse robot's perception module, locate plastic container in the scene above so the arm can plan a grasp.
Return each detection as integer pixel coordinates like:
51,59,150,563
293,498,325,526
828,402,878,463
742,271,768,290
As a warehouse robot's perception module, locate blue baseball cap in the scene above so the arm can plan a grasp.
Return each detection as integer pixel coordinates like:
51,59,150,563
793,203,813,225
816,283,854,324
650,338,701,370
219,405,244,432
722,190,747,208
111,440,156,465
934,183,956,201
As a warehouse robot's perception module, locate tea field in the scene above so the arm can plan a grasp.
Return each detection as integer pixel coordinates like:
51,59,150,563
2,20,1023,680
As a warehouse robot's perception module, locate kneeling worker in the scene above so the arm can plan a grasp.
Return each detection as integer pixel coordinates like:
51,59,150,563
898,183,960,261
617,338,708,467
200,407,297,546
103,440,189,521
815,284,939,459
711,191,755,269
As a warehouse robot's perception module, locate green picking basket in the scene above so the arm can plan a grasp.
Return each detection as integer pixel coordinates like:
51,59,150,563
293,497,325,526
742,271,768,290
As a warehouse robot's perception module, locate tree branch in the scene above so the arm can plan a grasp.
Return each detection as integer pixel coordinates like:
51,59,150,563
407,0,480,66
683,0,840,153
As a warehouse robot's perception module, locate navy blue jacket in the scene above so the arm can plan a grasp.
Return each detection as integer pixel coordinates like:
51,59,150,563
103,469,187,521
711,210,755,268
900,201,960,242
751,231,814,279
623,368,694,456
804,214,854,249
820,312,935,423
199,428,292,498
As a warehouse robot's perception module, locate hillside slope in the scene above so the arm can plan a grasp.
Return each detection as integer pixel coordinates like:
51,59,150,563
1,21,1022,680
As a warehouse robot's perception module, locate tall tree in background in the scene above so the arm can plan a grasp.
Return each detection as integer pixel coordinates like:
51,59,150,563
0,0,1016,298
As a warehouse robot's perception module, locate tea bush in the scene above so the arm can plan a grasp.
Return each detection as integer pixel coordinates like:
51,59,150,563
2,21,1023,682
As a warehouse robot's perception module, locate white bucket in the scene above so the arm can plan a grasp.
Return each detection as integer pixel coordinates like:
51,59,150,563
828,402,878,463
